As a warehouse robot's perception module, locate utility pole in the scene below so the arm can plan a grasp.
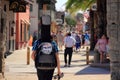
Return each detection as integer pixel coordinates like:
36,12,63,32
37,0,56,40
37,0,51,40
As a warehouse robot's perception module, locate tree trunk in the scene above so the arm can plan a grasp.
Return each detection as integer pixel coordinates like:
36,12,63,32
90,0,107,50
96,0,107,38
89,10,95,50
0,9,6,79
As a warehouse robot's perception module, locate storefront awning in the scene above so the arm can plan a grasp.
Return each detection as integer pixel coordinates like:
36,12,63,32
21,19,30,25
24,0,34,4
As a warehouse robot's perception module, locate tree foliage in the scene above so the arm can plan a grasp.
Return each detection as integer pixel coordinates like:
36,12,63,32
76,13,84,22
66,0,96,13
65,15,76,27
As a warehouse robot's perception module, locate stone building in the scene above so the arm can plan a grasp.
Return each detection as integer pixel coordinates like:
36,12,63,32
0,0,32,79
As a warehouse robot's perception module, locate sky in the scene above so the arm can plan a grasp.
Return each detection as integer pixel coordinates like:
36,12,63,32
55,0,67,11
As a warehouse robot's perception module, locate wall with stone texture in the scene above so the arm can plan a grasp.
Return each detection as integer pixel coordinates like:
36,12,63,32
0,11,6,80
107,0,120,80
0,1,7,79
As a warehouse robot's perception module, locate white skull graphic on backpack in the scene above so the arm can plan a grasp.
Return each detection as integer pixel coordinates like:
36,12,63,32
40,42,52,54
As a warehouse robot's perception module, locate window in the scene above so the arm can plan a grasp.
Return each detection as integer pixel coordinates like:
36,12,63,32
0,18,4,33
24,24,26,41
20,23,22,41
11,27,14,36
4,5,6,12
30,4,33,12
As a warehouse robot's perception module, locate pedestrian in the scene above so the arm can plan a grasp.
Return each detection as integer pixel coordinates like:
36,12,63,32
32,35,37,46
56,31,64,51
31,35,62,80
84,32,90,45
71,31,76,51
81,33,85,48
51,32,58,44
95,34,107,64
75,33,81,52
71,31,76,39
63,32,76,67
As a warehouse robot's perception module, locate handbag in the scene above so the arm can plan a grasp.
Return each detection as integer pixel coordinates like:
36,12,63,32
94,44,99,51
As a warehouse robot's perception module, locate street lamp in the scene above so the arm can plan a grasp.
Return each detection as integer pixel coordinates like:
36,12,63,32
91,3,97,11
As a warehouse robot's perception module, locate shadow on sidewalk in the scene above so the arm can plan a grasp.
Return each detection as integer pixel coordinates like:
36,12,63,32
60,59,87,63
60,64,87,68
75,66,110,75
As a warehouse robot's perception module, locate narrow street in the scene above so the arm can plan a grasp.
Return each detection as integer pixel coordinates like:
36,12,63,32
5,46,110,80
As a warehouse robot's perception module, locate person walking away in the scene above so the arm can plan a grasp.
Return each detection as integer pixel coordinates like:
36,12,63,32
51,32,57,44
71,31,76,51
57,31,64,51
31,36,62,80
84,32,90,45
71,31,76,39
64,33,76,67
96,34,107,64
32,35,37,46
81,34,85,48
75,33,81,52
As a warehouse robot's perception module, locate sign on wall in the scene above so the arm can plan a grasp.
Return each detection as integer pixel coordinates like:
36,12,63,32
36,0,51,4
56,19,63,25
9,0,27,12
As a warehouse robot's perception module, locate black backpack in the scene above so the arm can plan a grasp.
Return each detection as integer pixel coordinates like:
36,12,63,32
35,42,57,70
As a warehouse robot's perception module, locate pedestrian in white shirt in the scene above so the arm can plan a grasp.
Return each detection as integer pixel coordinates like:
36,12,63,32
64,32,76,67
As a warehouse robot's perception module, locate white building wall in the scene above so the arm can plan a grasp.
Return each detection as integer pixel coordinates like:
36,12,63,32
30,2,38,37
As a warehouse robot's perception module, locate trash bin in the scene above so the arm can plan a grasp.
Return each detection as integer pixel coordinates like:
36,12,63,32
94,50,100,63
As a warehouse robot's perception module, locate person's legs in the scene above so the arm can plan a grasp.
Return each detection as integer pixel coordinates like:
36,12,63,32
100,52,104,64
64,48,68,66
68,48,73,66
37,69,54,80
45,69,54,80
76,43,80,51
59,42,63,51
75,43,78,50
37,69,45,80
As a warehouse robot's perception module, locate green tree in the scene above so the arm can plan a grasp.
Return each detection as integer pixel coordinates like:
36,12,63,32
65,0,107,51
66,0,96,13
76,13,84,22
65,15,76,31
65,0,96,50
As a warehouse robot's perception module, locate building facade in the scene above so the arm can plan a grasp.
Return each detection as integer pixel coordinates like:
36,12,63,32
15,5,30,49
0,0,32,79
0,0,16,53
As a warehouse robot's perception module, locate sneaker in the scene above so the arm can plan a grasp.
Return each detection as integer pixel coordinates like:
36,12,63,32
64,64,67,67
68,65,70,67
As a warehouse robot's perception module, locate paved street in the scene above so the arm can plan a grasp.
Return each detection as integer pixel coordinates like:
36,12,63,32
5,46,110,80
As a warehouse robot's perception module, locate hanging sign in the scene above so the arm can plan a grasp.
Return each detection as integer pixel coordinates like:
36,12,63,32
36,0,51,4
9,0,27,12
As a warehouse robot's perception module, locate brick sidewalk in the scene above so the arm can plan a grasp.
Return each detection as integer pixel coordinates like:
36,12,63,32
5,73,110,80
4,46,110,80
